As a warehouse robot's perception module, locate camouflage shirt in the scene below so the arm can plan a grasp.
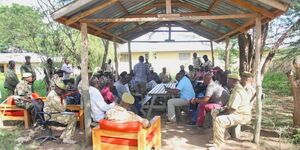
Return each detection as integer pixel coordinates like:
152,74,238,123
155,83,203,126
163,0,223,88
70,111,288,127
20,63,36,79
44,90,66,113
15,80,32,98
159,72,171,83
4,68,19,90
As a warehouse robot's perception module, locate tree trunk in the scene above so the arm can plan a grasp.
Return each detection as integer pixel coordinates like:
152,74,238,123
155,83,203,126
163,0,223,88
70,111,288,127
238,33,252,75
261,19,300,80
287,56,300,127
101,39,109,70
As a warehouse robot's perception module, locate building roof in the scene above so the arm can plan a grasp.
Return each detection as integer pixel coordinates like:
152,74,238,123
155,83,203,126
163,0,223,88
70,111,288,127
0,53,62,64
118,41,212,53
52,0,291,44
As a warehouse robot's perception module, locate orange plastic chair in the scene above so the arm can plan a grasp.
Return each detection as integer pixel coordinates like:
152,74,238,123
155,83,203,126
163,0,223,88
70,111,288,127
92,116,161,150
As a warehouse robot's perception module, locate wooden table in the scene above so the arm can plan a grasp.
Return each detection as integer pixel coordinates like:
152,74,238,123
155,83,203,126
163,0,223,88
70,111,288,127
142,83,179,119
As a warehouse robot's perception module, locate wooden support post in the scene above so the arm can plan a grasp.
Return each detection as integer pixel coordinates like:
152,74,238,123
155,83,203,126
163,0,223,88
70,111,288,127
81,23,92,146
210,41,215,67
225,38,230,70
253,16,262,144
113,41,119,80
128,41,133,71
166,0,172,14
168,24,171,40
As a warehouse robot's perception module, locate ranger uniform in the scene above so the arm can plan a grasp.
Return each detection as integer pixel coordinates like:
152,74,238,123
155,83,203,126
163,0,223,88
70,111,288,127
159,71,172,83
14,73,33,110
4,67,19,96
43,82,77,143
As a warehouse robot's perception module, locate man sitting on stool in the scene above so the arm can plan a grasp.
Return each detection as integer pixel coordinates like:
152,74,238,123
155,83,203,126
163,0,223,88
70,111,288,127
106,93,149,128
44,81,77,144
14,73,34,110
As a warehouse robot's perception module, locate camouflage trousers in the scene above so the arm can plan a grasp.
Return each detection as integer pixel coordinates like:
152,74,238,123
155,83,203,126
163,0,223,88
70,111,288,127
213,114,250,148
49,114,77,140
14,99,33,110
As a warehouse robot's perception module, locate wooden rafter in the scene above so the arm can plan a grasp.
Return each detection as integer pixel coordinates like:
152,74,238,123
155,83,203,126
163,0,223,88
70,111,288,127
166,0,172,14
255,0,289,12
208,0,220,12
225,0,275,18
87,24,128,42
65,0,118,25
119,22,151,37
185,21,223,36
177,1,239,28
116,1,129,15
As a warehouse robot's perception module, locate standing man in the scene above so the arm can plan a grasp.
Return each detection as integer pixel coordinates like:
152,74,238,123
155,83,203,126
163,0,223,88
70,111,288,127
104,59,114,73
61,57,74,85
44,81,77,144
208,74,251,149
14,73,34,110
133,56,149,97
166,72,195,125
148,67,160,83
187,65,197,81
192,53,202,69
44,58,55,91
4,60,19,96
202,55,213,68
159,67,172,83
145,58,152,70
20,56,36,92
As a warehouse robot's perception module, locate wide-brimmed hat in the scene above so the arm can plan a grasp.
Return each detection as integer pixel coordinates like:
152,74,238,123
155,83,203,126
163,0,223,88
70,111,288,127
241,71,254,78
121,93,134,104
22,73,32,78
228,73,241,81
55,81,67,91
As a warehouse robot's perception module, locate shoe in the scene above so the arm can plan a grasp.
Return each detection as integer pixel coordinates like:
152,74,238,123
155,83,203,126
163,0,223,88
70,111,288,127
166,121,177,125
186,121,196,126
205,144,215,147
63,139,76,144
208,146,220,150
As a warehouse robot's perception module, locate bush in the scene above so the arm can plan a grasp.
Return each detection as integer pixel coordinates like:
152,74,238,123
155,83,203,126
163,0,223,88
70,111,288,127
0,129,18,150
262,71,291,96
292,128,300,144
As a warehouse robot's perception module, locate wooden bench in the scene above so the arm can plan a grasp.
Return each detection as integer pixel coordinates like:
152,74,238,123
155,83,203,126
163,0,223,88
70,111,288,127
67,105,84,129
0,104,31,128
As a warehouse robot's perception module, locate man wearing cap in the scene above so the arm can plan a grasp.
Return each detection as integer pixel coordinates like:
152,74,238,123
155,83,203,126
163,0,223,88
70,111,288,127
159,67,171,83
241,71,256,105
44,58,55,91
14,73,34,110
50,70,65,91
20,56,36,91
106,93,149,128
4,60,19,96
44,81,77,144
89,77,115,122
207,74,251,150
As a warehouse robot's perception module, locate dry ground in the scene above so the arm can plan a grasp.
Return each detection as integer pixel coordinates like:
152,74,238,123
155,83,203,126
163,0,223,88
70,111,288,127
1,94,299,150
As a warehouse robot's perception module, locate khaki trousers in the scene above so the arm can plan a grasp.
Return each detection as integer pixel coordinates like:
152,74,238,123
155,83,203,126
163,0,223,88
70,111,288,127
167,98,189,122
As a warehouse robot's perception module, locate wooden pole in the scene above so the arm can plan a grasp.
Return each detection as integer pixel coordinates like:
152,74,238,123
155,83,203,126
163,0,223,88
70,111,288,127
225,38,230,70
210,40,215,67
128,41,132,71
166,0,172,14
113,41,119,80
253,16,262,144
80,23,92,146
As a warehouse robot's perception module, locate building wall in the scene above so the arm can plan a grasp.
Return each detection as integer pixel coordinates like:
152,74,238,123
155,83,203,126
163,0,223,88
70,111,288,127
118,50,215,75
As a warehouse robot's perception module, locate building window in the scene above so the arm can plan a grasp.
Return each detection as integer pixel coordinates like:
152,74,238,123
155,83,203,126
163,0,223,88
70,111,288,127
179,53,190,61
0,64,4,73
120,53,129,62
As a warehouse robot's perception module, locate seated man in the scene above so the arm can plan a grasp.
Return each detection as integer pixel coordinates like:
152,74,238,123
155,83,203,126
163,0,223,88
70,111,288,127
148,67,160,83
43,81,77,144
241,71,255,105
14,73,34,110
89,77,115,122
166,72,195,125
106,93,149,128
159,67,172,83
190,74,229,127
114,72,130,98
207,74,251,150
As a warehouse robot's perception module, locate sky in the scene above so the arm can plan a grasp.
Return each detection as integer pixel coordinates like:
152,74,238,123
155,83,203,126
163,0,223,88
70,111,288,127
0,0,38,7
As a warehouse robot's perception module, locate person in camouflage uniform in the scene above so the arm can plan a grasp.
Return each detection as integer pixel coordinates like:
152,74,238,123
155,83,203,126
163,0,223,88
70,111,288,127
159,67,172,83
4,60,19,96
20,56,36,92
44,58,55,91
43,81,77,144
14,73,34,110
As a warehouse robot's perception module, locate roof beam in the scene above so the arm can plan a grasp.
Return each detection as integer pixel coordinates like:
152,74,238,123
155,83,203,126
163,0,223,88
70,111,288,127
80,14,258,23
87,24,128,43
185,21,223,36
116,1,129,15
119,22,151,37
65,0,118,25
208,0,221,12
166,0,172,14
225,0,275,18
178,1,239,28
255,0,289,12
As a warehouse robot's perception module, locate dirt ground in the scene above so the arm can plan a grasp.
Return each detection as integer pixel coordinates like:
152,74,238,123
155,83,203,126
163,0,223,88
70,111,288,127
2,94,300,150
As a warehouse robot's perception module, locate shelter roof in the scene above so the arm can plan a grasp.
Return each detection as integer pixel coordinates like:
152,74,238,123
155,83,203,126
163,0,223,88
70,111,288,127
52,0,291,43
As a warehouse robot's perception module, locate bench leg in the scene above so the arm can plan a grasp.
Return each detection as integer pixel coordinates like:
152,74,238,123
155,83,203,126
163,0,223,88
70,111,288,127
79,110,84,129
24,110,31,128
147,96,157,119
229,125,241,139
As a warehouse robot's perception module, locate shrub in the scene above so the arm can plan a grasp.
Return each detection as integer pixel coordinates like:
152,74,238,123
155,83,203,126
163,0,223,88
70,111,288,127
262,71,291,96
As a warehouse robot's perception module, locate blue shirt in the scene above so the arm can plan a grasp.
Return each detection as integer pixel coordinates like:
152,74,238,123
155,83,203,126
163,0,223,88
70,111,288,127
176,76,195,100
133,62,149,82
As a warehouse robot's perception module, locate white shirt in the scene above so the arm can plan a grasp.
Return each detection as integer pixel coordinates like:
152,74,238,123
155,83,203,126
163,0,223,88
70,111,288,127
105,63,114,72
61,63,73,80
89,86,115,122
